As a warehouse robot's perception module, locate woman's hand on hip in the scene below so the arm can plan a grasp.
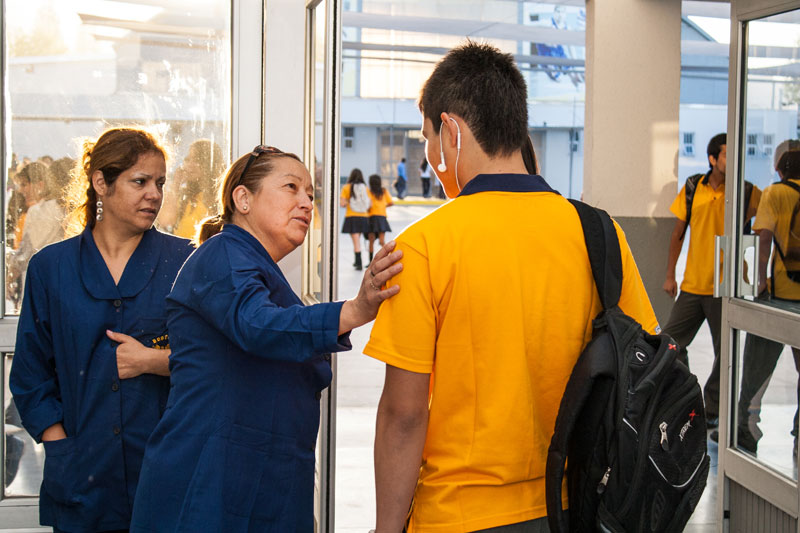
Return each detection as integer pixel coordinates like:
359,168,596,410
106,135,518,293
339,241,403,334
107,330,170,379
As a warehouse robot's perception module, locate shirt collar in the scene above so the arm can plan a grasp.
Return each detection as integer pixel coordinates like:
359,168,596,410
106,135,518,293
79,227,162,299
220,224,292,285
457,173,559,197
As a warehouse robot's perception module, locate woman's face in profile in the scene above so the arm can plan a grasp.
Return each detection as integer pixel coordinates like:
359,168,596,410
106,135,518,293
246,156,314,260
102,151,166,234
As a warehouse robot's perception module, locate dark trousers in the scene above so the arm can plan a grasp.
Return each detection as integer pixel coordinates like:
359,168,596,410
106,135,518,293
738,332,800,437
473,517,550,532
662,291,722,418
395,178,407,199
421,177,431,198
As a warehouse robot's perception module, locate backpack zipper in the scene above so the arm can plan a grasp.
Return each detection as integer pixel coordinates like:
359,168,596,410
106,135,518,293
597,466,612,494
659,422,669,451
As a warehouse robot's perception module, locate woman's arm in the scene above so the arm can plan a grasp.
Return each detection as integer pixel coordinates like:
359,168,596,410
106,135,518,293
185,241,402,360
9,257,64,442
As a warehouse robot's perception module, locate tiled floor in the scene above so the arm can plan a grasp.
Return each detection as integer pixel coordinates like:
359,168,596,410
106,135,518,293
333,202,799,532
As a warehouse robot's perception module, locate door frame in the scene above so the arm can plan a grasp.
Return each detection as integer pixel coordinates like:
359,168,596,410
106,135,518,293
719,0,800,528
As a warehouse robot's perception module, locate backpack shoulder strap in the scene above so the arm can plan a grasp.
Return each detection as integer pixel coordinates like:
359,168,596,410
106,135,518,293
568,199,623,310
743,181,755,234
679,174,704,241
778,179,800,195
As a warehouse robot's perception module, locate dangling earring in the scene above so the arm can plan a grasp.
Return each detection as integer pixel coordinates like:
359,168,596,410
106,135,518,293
96,200,104,221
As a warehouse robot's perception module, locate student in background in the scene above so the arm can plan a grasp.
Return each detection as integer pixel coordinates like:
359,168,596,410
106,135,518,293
340,168,371,270
662,133,761,428
365,173,393,265
420,159,432,198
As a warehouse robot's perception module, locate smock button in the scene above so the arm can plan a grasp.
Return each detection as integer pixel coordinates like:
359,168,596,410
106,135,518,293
111,382,119,392
113,426,121,435
315,391,322,400
113,299,122,308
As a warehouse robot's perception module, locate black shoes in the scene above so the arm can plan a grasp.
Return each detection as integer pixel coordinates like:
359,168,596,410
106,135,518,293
709,426,758,454
354,252,363,271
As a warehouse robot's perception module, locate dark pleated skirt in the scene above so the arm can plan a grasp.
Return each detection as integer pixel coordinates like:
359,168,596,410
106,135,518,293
367,215,391,234
342,216,370,234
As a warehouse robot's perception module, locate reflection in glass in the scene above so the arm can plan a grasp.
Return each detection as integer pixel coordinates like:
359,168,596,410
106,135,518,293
306,2,326,303
735,331,798,479
5,0,232,315
737,9,800,316
4,353,43,497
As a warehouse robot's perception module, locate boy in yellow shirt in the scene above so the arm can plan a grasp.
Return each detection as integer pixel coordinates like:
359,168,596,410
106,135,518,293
365,42,658,533
662,133,761,427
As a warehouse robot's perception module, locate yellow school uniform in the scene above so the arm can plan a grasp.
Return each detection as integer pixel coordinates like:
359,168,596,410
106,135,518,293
364,174,658,533
754,178,800,300
670,178,761,295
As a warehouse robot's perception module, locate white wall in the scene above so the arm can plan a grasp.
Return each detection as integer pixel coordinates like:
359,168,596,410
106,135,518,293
340,126,379,180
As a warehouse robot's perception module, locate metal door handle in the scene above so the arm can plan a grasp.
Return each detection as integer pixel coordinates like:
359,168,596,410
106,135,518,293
714,235,729,298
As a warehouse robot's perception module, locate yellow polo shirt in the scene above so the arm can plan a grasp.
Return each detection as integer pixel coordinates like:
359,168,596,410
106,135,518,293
670,178,761,295
364,174,658,533
367,188,393,217
754,178,800,300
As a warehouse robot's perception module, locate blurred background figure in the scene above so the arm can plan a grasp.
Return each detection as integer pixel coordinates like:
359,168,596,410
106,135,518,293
340,168,371,270
8,162,65,303
420,159,432,198
365,174,393,265
160,139,225,238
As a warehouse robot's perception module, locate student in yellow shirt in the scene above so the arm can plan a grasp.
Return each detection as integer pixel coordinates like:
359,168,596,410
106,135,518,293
340,168,371,270
729,140,800,455
364,42,658,533
365,173,393,265
661,133,761,427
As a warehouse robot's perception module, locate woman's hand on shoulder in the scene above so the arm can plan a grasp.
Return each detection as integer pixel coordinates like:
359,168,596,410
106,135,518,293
339,241,403,334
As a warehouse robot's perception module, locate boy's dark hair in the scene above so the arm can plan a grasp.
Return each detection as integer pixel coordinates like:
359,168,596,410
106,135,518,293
419,40,528,157
707,133,726,168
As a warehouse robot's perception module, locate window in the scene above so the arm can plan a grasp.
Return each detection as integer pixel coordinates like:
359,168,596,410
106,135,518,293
2,0,233,513
343,126,355,150
762,133,774,156
4,1,232,317
746,133,759,156
682,132,695,156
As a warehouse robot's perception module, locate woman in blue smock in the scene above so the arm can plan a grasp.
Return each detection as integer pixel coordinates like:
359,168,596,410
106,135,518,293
10,127,194,533
130,146,403,532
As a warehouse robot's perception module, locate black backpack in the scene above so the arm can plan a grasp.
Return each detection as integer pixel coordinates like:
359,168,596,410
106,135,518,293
680,172,754,240
546,200,710,533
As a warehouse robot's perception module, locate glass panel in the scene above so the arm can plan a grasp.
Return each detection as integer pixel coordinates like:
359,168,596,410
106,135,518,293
336,2,587,529
736,9,800,315
5,0,232,316
733,329,798,480
4,353,42,497
305,1,326,303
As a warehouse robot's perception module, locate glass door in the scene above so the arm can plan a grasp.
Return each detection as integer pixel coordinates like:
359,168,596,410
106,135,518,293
720,0,800,529
0,0,263,528
305,0,340,531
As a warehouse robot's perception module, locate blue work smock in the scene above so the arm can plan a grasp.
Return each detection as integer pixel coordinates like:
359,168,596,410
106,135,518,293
130,224,350,533
10,227,193,532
